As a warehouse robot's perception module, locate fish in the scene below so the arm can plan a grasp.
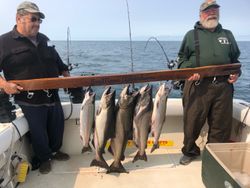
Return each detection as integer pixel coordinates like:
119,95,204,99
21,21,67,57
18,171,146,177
108,85,138,173
132,84,153,163
90,86,116,170
150,83,171,153
80,87,95,153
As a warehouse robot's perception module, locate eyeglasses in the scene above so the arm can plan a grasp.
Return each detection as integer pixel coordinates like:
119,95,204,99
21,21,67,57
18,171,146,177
30,16,43,24
202,8,218,14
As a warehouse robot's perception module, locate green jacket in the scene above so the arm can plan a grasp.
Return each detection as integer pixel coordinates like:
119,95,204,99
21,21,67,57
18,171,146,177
178,22,240,69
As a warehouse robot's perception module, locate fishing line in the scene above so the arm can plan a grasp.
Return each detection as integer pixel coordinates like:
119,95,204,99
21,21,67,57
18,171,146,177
145,37,170,65
144,37,180,91
144,37,178,70
64,93,73,120
11,122,22,142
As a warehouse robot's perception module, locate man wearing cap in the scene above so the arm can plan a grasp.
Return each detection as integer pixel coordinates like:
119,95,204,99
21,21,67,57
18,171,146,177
0,1,70,174
178,0,240,165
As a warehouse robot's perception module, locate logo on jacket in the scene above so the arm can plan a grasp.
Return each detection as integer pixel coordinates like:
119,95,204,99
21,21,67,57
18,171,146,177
218,37,230,45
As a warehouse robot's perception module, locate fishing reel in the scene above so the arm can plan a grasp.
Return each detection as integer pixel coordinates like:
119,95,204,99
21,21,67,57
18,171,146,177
68,63,73,71
67,63,79,72
166,58,185,91
167,59,178,70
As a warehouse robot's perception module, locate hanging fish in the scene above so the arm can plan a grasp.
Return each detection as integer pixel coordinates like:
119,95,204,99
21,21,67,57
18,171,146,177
132,84,153,163
90,87,116,170
80,87,95,153
108,85,138,173
150,83,171,153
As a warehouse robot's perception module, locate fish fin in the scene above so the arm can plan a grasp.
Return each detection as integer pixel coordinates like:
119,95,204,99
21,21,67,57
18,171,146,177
90,138,95,149
151,130,155,137
132,140,138,148
135,106,147,120
81,105,84,110
132,151,147,163
121,154,125,161
107,144,114,156
90,159,109,170
81,146,92,153
151,119,155,126
156,101,160,108
150,143,159,153
80,136,83,141
107,161,128,174
96,107,102,116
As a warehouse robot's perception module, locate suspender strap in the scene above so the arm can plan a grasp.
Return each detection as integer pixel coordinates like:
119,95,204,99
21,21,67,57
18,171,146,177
194,29,200,67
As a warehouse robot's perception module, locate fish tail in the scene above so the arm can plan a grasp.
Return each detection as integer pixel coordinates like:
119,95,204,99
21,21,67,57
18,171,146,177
132,151,147,163
150,143,159,153
81,146,92,153
90,159,109,170
107,161,128,174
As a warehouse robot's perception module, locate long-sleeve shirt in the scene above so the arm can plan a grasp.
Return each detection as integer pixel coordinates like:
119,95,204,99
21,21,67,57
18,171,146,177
178,22,240,69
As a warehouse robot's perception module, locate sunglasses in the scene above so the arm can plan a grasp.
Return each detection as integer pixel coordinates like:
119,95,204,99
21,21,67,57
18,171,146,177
202,8,218,14
30,16,43,23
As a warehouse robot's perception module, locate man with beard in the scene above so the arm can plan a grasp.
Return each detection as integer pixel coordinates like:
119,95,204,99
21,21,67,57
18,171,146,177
177,0,240,165
0,1,70,173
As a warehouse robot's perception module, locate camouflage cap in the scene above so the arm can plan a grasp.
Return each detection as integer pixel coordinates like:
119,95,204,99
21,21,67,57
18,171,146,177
17,1,45,19
200,0,220,12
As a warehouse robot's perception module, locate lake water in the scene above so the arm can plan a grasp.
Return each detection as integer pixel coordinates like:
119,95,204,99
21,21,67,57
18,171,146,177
52,41,250,102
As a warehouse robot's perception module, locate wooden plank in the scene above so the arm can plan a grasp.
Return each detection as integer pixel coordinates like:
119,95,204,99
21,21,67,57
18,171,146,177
10,63,241,91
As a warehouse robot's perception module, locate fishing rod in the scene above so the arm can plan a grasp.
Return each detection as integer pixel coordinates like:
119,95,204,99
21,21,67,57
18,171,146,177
144,37,177,70
144,37,181,90
66,27,79,71
125,0,136,90
67,27,73,71
125,0,134,73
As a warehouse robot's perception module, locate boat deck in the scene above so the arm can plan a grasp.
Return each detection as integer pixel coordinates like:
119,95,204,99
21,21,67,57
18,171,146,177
19,148,205,188
1,99,249,187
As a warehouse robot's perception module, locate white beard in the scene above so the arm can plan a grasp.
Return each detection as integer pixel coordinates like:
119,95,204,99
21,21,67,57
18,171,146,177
201,15,219,30
202,19,219,29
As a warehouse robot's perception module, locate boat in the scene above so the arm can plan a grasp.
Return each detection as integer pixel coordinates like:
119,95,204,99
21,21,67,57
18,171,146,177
0,94,249,188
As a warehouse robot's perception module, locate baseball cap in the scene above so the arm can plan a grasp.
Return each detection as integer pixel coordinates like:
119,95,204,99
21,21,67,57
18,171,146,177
200,0,220,12
17,1,45,19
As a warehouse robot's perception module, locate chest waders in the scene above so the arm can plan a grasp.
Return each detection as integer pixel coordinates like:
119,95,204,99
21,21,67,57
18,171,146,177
181,29,233,157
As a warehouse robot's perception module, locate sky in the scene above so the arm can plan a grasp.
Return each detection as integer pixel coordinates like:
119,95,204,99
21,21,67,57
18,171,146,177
0,0,249,41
